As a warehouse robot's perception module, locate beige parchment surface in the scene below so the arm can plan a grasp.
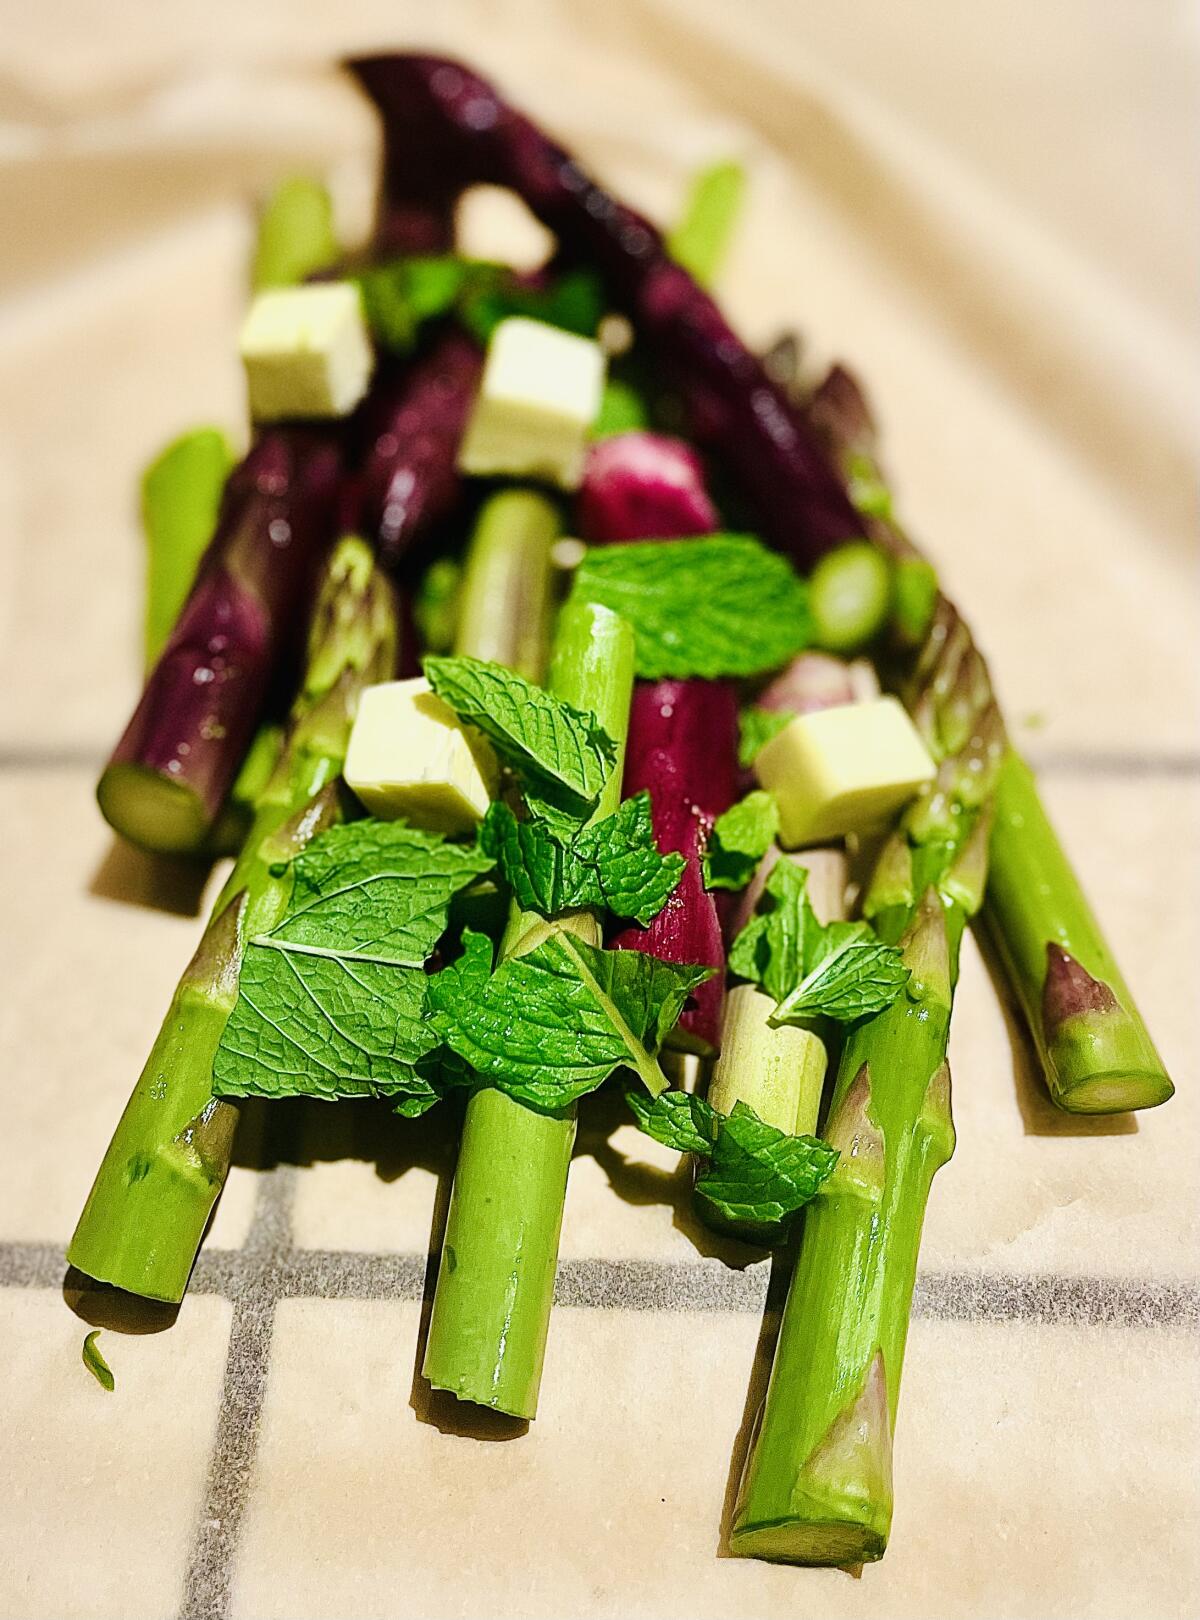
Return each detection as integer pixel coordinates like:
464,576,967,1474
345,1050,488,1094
0,3,1197,1618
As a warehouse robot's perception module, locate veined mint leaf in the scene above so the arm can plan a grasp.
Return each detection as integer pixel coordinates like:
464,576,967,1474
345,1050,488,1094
738,705,794,767
693,1101,838,1233
731,857,908,1023
424,655,616,817
703,791,779,892
429,928,712,1110
569,534,812,680
624,1086,717,1155
728,858,816,1004
213,948,440,1107
771,922,909,1024
481,792,684,926
82,1330,115,1392
212,819,488,1107
270,819,493,966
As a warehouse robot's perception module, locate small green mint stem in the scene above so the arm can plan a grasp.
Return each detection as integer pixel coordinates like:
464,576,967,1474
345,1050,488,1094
452,490,561,681
424,600,635,1418
141,428,234,670
666,159,746,288
730,892,958,1564
982,750,1173,1114
251,175,339,291
68,539,398,1302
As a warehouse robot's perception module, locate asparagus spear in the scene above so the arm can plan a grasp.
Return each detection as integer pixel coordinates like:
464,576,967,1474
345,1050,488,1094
68,538,398,1302
98,428,344,854
423,599,635,1420
666,159,746,288
140,428,235,671
808,364,1172,1114
251,176,339,291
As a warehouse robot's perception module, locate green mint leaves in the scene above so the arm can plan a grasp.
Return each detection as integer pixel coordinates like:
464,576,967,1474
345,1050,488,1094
82,1330,115,1392
356,257,604,355
481,793,684,926
730,859,909,1022
430,929,712,1109
693,1102,839,1234
213,820,491,1112
424,655,616,829
569,534,812,680
703,791,779,891
625,1089,838,1238
738,705,794,767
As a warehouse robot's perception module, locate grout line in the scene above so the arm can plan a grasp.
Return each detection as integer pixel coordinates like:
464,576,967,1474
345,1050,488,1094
10,1237,1198,1330
2,745,1199,778
177,1168,296,1620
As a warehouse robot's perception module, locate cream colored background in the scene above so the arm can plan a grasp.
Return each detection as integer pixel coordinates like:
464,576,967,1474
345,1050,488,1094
1,3,1197,1618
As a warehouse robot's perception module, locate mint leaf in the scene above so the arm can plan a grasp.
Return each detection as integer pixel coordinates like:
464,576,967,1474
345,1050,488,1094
356,256,486,353
693,1101,838,1232
481,792,684,925
214,948,441,1107
728,859,815,1004
429,928,712,1109
730,858,908,1023
771,922,909,1024
704,790,779,891
212,819,488,1107
570,535,812,680
459,267,605,345
738,705,794,767
82,1330,115,1392
269,820,493,966
625,1086,717,1155
424,655,616,819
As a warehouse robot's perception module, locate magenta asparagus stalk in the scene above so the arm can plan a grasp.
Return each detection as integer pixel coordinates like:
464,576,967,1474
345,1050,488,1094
577,430,736,1053
97,428,343,855
347,53,863,564
352,332,483,570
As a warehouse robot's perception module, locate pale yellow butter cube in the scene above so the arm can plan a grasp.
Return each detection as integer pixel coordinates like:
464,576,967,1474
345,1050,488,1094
754,696,935,848
344,679,499,834
239,282,374,421
457,316,606,490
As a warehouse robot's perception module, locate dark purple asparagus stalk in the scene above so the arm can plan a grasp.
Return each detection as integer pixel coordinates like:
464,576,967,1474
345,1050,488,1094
578,431,736,1054
347,53,863,566
352,332,483,572
97,428,343,855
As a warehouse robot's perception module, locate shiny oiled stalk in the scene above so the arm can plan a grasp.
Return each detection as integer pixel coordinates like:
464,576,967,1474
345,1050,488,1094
730,891,960,1564
68,540,398,1302
451,489,561,680
423,601,635,1420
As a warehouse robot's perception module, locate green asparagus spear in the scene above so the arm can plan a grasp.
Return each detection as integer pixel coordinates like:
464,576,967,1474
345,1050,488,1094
982,751,1172,1112
423,599,635,1420
667,160,746,288
68,538,398,1302
251,175,339,291
141,428,234,671
808,362,1172,1113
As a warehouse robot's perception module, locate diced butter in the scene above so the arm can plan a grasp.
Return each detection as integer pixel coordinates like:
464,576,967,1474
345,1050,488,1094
239,283,374,421
344,679,499,834
754,696,936,848
457,316,606,490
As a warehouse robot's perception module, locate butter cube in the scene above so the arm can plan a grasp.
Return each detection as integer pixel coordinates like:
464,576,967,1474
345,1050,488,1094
344,679,499,834
457,316,606,490
754,696,936,848
239,283,374,421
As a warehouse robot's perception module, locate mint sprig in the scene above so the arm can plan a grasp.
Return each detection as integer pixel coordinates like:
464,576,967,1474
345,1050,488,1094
481,792,684,926
569,534,813,680
424,654,616,826
703,790,780,892
730,858,908,1023
738,705,794,767
430,929,711,1109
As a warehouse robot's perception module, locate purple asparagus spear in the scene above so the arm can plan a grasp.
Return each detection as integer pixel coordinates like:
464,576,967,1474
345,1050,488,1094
97,428,342,854
347,52,862,565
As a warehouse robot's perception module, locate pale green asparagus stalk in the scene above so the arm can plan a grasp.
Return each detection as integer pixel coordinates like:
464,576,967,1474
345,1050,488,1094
423,598,636,1419
68,538,398,1302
